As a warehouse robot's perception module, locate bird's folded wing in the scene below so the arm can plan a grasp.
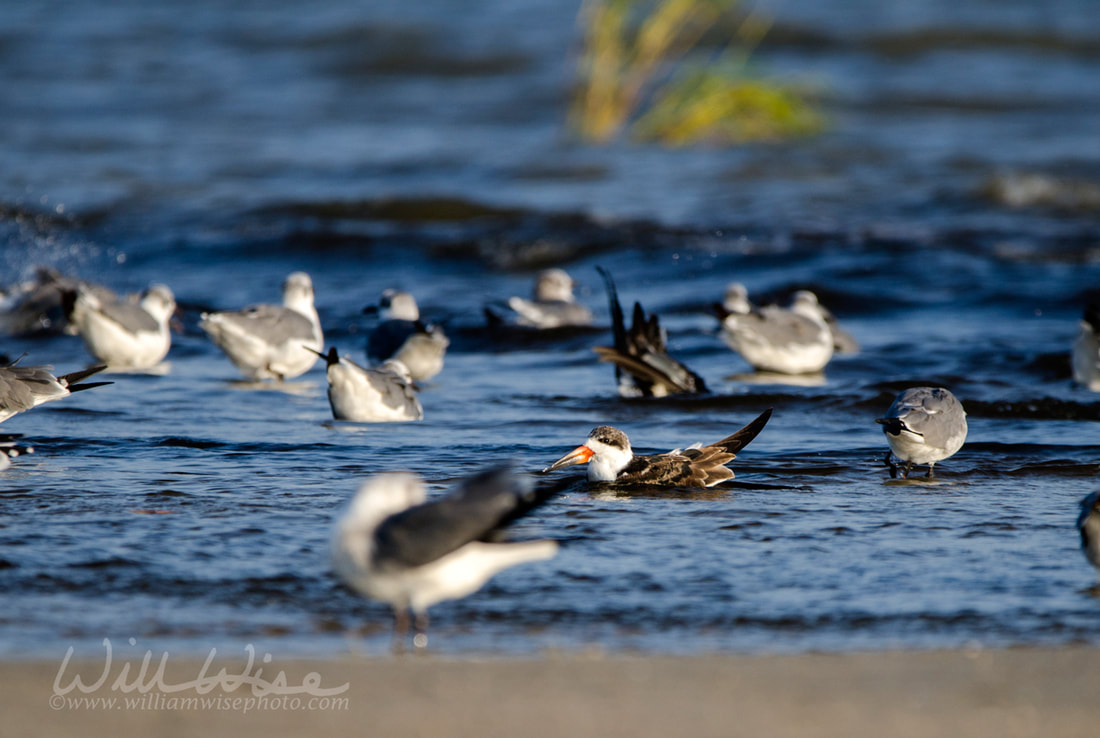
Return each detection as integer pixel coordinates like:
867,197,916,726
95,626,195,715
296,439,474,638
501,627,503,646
97,300,160,334
372,466,568,569
592,346,704,394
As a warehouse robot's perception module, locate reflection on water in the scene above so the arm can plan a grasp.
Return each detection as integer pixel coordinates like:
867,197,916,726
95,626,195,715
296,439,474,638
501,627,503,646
724,371,828,387
100,362,173,376
224,379,323,396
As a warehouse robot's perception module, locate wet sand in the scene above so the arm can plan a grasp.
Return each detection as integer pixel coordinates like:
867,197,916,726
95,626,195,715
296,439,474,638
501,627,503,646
7,647,1098,737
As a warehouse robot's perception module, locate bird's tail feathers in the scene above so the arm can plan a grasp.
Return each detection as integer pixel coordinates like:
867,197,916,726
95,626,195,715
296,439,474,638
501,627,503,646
304,346,339,366
596,266,627,353
477,539,559,568
713,408,773,453
59,364,111,392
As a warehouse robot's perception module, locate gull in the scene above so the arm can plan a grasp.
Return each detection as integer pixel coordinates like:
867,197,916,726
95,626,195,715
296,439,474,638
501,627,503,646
308,347,422,422
719,283,858,354
718,289,834,374
0,359,110,423
487,268,594,329
1078,491,1100,572
814,302,860,355
0,267,116,337
1072,304,1100,391
365,290,448,382
65,284,176,369
201,272,323,381
592,267,707,398
331,464,563,649
543,408,772,486
0,434,34,472
876,387,968,479
720,282,754,316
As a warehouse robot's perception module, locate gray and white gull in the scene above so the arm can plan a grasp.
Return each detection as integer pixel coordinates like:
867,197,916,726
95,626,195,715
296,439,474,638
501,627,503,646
309,347,422,422
876,387,968,479
65,284,176,369
201,272,323,381
0,359,110,423
720,282,858,355
718,287,834,374
365,290,448,382
491,268,594,329
0,267,115,337
331,464,563,649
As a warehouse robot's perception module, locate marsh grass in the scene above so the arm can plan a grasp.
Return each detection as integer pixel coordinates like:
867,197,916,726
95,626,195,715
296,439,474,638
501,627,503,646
571,0,823,145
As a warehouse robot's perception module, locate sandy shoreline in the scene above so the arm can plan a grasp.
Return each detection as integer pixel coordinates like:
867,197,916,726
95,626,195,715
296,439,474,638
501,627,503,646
5,646,1099,737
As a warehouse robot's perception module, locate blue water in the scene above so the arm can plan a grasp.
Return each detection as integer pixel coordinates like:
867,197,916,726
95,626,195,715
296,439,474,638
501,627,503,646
1,0,1099,658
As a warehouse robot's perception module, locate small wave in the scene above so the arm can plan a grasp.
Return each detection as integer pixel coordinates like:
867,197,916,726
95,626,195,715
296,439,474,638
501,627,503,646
69,557,142,569
964,397,1100,421
155,437,225,449
982,172,1100,214
761,24,1100,59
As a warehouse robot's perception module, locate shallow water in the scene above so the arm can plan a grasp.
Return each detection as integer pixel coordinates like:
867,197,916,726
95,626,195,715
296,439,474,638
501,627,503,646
1,0,1099,658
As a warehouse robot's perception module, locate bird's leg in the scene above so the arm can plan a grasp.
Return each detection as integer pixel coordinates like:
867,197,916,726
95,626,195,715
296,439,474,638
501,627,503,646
392,608,410,654
925,463,935,479
902,461,913,479
883,450,898,479
412,612,430,650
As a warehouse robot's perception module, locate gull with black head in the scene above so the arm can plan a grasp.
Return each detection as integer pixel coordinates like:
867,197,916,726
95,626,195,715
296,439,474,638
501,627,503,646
544,408,772,487
876,387,968,479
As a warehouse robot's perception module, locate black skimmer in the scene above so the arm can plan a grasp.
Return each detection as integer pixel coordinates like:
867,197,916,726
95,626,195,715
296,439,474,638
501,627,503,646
717,289,834,374
543,408,772,487
365,289,448,382
308,347,422,422
593,267,707,398
876,387,968,479
331,464,564,649
1072,303,1100,391
486,268,594,329
1079,491,1100,572
0,359,110,423
64,284,176,370
200,272,323,381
